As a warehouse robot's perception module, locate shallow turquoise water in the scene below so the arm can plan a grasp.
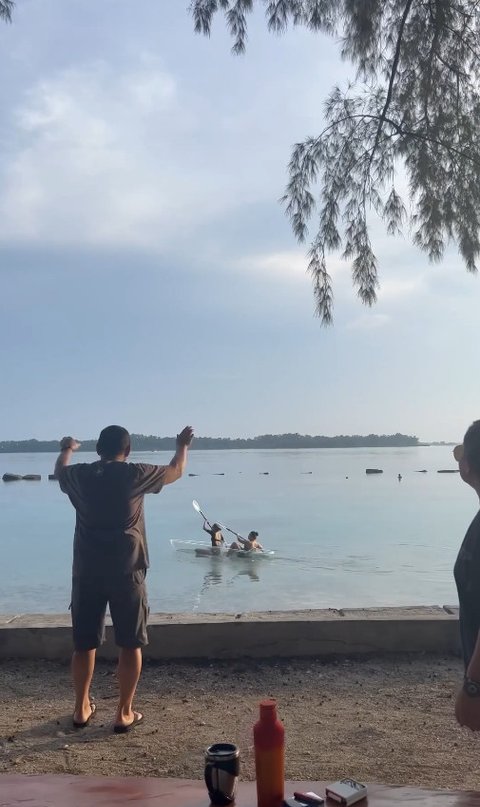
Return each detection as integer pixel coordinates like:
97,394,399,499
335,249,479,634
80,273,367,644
0,446,474,614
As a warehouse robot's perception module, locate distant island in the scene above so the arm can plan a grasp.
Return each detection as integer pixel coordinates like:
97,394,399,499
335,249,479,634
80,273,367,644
0,433,420,453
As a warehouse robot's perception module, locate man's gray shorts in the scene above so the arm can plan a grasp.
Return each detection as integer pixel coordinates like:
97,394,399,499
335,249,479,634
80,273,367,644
71,570,149,651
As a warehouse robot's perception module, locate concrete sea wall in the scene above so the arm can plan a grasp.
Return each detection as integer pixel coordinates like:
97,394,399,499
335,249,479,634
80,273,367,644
0,606,460,661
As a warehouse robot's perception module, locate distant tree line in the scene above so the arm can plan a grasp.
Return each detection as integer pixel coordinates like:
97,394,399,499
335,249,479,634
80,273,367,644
0,433,419,453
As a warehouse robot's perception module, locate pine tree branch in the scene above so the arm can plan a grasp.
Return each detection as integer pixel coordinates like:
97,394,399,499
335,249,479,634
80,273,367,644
366,0,415,173
323,112,480,167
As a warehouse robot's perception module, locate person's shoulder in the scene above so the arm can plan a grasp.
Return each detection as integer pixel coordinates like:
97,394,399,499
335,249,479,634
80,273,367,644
468,510,480,535
130,462,155,474
461,510,480,553
57,462,92,491
128,462,168,494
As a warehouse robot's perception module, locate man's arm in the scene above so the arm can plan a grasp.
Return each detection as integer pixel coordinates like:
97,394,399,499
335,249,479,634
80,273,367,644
162,426,194,486
455,628,480,730
467,631,480,681
455,530,480,731
54,436,81,479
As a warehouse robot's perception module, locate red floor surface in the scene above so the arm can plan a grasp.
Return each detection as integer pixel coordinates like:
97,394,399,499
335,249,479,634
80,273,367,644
0,778,479,807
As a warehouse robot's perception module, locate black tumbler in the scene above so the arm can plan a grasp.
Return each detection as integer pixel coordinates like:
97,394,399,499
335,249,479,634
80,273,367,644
204,742,240,805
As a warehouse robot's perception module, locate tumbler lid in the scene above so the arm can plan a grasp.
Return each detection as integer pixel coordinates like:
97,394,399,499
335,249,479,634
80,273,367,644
205,742,240,760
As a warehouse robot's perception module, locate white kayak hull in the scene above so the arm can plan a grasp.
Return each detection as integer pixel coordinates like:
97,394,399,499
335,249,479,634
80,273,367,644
170,539,274,559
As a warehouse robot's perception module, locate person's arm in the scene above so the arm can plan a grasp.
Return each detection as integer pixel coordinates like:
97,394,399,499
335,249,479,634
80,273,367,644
237,536,248,547
455,629,480,730
455,531,480,731
162,426,194,486
202,521,211,535
54,436,81,479
467,632,480,681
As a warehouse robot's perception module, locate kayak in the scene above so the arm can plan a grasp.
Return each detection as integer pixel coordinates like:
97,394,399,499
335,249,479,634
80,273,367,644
194,546,275,560
170,539,275,559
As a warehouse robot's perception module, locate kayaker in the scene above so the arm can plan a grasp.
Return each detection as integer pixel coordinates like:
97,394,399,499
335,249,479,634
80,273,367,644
203,521,225,548
230,531,263,552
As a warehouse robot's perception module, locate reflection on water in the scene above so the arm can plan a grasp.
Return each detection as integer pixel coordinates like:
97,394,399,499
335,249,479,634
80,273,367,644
192,555,262,610
198,555,262,592
233,566,260,583
200,557,224,590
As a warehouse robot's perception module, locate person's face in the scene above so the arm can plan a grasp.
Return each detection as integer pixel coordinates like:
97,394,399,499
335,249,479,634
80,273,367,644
454,443,476,487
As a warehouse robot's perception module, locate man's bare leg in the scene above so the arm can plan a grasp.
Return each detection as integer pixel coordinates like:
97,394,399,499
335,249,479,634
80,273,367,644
115,647,143,726
72,649,96,723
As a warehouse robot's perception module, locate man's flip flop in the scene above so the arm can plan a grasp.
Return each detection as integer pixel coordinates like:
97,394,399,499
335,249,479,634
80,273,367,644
114,711,144,734
73,702,96,729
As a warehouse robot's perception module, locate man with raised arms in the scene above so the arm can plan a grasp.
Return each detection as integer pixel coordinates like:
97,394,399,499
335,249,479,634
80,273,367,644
54,424,194,732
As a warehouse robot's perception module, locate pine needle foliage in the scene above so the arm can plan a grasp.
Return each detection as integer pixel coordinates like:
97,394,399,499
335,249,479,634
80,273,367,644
190,0,480,323
0,1,13,22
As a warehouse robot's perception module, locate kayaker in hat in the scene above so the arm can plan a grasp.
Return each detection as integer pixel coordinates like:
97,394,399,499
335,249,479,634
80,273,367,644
203,521,226,548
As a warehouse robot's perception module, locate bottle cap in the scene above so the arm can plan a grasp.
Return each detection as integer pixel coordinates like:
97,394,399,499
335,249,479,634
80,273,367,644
259,699,277,719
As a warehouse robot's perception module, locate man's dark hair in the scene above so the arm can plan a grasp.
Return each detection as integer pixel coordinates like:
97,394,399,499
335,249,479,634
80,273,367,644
97,425,131,459
464,421,480,476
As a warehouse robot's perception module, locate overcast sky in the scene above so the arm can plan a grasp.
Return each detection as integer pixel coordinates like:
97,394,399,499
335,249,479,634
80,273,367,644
0,0,478,442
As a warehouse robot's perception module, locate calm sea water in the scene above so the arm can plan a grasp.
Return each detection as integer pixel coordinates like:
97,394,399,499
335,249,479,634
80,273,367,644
0,446,474,614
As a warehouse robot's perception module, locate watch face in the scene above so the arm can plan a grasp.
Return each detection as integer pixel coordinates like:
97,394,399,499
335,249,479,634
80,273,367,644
465,679,480,697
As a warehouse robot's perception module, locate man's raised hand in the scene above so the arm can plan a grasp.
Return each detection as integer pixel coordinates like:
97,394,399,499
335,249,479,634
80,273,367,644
176,426,194,448
60,436,82,451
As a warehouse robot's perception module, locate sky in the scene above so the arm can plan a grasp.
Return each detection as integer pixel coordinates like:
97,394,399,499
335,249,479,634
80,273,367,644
0,0,478,442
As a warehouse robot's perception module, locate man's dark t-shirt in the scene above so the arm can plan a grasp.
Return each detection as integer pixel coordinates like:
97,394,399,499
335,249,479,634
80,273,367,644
58,462,167,577
454,510,480,669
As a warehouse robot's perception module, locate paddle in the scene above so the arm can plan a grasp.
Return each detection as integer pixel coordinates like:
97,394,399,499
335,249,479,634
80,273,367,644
192,499,212,528
218,523,242,539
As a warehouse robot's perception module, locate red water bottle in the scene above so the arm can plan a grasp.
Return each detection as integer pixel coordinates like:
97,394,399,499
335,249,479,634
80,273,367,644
254,699,285,807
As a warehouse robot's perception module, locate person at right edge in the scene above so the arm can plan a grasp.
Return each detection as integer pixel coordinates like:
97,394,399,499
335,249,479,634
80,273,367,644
54,424,194,733
453,420,480,731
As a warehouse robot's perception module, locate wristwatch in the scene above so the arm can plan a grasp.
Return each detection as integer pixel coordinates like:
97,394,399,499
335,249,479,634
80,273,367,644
463,677,480,697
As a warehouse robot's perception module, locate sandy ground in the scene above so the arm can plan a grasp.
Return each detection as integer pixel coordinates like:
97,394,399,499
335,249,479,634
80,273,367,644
0,654,478,790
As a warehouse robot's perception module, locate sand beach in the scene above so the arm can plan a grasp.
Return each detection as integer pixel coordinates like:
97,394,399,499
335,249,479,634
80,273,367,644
1,654,478,790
